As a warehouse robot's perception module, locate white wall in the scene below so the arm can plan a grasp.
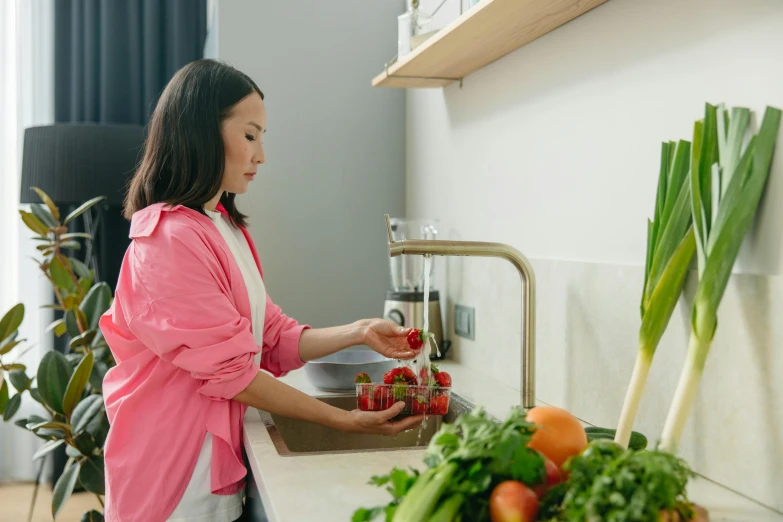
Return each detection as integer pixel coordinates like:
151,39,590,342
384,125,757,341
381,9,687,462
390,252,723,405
216,0,406,329
409,0,783,512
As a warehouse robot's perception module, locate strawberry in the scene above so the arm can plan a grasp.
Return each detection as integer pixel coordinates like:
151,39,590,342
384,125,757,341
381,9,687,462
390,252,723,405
407,329,424,351
400,367,417,383
411,395,428,415
383,366,417,385
434,371,451,388
429,395,449,415
358,394,373,411
354,372,371,384
373,387,393,410
419,363,441,386
383,367,403,384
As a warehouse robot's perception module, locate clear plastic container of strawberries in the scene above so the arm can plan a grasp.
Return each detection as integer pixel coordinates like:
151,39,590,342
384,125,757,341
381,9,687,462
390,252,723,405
354,329,452,417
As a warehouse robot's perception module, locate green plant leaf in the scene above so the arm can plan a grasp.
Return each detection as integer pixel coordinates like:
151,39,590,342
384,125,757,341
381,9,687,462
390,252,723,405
72,394,104,434
9,370,31,392
14,417,28,428
0,338,22,356
0,379,8,415
65,310,81,338
29,387,43,404
73,431,96,457
45,318,65,335
33,439,66,461
80,283,112,330
3,393,22,420
52,460,81,520
78,455,105,495
37,351,71,414
69,331,97,350
80,509,104,522
50,256,76,292
0,303,24,342
63,352,94,417
31,187,60,221
78,277,93,295
59,240,81,251
30,203,57,229
0,363,25,371
70,258,91,280
63,196,105,226
63,295,81,310
91,412,109,447
66,443,82,459
89,361,107,393
20,210,50,236
61,233,93,241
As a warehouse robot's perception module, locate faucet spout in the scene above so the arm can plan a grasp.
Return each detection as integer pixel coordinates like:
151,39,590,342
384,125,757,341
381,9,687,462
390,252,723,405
384,215,536,409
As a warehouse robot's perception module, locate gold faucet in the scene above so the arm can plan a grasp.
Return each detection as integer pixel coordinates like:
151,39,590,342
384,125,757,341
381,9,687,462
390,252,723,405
384,214,537,410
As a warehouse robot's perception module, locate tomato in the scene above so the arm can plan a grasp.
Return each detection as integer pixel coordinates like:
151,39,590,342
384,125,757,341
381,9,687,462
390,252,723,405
533,453,563,498
526,406,587,469
489,480,539,522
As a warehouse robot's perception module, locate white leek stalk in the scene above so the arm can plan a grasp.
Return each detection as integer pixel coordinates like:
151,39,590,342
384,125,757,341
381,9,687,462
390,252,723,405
614,139,696,448
660,104,781,452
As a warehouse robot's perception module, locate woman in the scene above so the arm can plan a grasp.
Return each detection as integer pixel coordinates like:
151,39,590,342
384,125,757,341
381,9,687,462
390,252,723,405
98,59,424,522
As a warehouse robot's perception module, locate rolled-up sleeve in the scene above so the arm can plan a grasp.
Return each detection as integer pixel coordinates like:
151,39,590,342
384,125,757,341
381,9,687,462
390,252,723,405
260,293,309,377
128,293,260,401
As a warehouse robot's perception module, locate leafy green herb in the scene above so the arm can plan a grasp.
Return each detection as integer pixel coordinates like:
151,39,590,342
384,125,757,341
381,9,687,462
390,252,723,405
548,440,695,522
352,406,545,522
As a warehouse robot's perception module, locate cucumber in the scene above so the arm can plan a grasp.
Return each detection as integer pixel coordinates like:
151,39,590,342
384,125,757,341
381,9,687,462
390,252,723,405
585,426,648,450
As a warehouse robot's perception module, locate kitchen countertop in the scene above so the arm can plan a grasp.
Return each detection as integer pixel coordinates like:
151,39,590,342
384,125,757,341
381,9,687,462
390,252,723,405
242,361,783,522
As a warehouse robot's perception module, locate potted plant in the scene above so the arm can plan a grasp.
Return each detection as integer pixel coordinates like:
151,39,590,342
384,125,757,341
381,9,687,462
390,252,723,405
1,188,113,522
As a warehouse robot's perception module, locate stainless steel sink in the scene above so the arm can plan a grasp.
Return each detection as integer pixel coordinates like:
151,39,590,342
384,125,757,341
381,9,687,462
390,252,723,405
256,393,474,456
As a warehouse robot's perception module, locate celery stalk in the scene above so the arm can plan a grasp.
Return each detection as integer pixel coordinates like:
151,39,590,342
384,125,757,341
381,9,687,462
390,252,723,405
615,139,696,448
660,104,781,452
428,494,464,522
392,463,457,522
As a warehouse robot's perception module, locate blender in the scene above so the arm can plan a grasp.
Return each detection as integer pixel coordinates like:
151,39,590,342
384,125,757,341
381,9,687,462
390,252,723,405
383,217,445,357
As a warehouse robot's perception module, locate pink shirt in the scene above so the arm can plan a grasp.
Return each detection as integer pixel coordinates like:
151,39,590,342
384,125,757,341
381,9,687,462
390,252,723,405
99,202,309,522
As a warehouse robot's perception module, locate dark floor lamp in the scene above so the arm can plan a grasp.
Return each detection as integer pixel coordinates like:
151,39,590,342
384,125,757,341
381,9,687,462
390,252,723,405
18,123,145,489
19,123,145,286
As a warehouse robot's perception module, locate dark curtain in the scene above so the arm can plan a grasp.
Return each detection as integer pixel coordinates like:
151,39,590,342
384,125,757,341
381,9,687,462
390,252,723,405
49,0,207,486
55,0,208,125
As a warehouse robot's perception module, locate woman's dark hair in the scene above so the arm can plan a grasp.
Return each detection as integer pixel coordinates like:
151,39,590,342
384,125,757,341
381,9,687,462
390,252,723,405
124,59,264,227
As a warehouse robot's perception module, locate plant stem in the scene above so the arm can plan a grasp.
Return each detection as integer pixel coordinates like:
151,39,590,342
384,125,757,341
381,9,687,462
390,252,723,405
660,332,710,453
96,494,104,508
614,351,653,448
40,264,66,309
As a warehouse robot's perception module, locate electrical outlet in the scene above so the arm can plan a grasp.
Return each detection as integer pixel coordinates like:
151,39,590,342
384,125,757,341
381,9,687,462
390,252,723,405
454,304,475,340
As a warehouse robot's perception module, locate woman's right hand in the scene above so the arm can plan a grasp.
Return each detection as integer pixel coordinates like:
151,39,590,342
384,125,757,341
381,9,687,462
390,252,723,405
341,402,426,436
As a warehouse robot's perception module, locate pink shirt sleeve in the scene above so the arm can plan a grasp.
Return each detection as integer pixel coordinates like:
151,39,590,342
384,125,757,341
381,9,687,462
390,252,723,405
260,293,309,377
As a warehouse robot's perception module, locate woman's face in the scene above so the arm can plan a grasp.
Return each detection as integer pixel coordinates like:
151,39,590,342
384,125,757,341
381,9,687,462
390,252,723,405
220,92,266,195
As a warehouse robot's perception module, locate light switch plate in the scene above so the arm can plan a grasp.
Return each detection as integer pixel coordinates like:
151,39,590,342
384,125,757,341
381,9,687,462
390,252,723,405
454,304,475,340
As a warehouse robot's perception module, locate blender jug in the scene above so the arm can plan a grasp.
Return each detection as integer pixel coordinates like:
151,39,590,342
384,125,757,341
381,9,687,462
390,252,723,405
387,218,438,291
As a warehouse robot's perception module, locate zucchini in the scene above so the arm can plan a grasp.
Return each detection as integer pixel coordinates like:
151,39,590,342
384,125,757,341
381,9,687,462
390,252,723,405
585,426,648,450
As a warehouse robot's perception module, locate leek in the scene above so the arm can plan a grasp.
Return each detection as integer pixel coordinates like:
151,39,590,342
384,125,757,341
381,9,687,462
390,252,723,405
614,139,696,448
660,104,781,452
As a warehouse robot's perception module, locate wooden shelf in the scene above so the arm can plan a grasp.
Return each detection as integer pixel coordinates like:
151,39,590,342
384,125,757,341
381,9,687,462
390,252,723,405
372,0,607,88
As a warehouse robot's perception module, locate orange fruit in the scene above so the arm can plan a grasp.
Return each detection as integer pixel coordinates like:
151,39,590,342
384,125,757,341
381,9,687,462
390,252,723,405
526,406,587,469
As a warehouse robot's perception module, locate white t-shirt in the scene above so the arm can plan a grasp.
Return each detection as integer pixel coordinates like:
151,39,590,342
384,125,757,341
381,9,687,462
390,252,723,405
167,208,267,522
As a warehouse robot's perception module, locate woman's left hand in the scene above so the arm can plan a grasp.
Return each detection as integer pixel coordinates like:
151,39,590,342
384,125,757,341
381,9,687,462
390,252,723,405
360,319,418,360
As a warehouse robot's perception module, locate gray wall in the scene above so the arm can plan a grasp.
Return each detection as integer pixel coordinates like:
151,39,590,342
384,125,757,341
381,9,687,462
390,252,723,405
217,0,405,328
